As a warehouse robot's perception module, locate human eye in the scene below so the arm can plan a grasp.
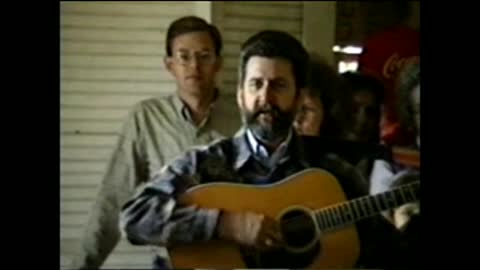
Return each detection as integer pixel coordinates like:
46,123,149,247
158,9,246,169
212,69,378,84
177,52,190,63
248,79,263,91
272,80,289,92
199,51,212,60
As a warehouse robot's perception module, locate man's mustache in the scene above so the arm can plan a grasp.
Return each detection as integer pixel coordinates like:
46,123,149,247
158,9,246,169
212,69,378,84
253,105,282,118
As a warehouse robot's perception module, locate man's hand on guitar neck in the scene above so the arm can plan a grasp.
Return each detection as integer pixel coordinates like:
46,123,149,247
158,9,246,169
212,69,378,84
216,211,284,250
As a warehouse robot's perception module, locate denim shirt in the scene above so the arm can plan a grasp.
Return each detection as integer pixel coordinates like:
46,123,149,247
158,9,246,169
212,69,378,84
120,129,403,269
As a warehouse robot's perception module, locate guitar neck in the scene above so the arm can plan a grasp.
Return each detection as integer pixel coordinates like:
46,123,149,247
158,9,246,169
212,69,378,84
314,181,419,231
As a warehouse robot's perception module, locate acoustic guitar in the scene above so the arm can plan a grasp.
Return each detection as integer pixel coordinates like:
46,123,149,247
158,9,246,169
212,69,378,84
168,168,420,269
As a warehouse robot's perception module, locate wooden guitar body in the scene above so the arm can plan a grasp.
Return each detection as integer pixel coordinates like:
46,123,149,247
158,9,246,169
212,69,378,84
169,169,361,269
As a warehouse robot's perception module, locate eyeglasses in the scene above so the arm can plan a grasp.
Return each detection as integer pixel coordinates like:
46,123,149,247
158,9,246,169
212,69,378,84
172,51,216,66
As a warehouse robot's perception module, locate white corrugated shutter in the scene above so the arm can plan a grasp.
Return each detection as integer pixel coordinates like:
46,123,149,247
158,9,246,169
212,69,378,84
214,1,304,94
60,2,205,269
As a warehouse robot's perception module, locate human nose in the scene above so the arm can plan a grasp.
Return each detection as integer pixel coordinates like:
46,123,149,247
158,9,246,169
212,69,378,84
187,55,200,69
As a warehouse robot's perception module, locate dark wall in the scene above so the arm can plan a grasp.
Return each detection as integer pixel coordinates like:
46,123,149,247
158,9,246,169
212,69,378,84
336,1,419,46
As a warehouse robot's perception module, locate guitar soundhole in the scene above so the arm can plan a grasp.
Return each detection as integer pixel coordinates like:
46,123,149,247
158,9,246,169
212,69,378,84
242,208,320,268
279,208,317,249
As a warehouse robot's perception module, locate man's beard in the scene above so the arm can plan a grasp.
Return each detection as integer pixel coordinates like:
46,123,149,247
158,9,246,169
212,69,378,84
242,104,295,145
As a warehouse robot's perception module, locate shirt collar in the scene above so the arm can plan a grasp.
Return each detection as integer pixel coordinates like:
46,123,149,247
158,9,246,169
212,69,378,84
246,128,267,158
246,128,292,159
232,128,293,170
172,88,220,125
232,130,252,170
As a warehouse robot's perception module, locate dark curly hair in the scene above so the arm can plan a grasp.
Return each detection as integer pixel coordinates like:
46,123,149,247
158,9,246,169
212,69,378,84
340,71,385,142
303,53,346,138
397,61,420,132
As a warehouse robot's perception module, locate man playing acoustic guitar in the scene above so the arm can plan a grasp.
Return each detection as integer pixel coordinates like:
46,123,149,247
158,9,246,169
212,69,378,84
119,30,408,269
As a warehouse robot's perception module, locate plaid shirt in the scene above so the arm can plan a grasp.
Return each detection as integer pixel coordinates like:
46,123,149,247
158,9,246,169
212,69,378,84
120,129,403,268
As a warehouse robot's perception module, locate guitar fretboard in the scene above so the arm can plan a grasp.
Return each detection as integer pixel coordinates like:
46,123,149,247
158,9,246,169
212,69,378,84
314,181,419,231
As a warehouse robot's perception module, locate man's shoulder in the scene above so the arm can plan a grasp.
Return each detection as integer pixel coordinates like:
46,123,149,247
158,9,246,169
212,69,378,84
186,135,237,157
124,94,181,125
175,134,245,171
117,94,178,135
304,142,364,180
317,152,357,172
131,94,176,113
164,135,238,176
313,152,369,198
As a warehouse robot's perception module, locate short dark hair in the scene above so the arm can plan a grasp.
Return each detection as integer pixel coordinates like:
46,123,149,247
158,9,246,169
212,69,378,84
166,16,223,56
238,30,309,91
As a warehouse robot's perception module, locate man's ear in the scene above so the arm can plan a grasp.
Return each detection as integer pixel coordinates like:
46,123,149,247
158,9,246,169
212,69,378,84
164,56,174,76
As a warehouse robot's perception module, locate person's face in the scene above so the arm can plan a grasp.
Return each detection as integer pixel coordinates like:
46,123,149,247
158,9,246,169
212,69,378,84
411,84,420,144
237,56,299,144
165,31,222,97
348,90,379,142
294,93,324,136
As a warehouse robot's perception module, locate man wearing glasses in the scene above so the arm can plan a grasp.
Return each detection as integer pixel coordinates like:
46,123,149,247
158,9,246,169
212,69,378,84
71,16,241,270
